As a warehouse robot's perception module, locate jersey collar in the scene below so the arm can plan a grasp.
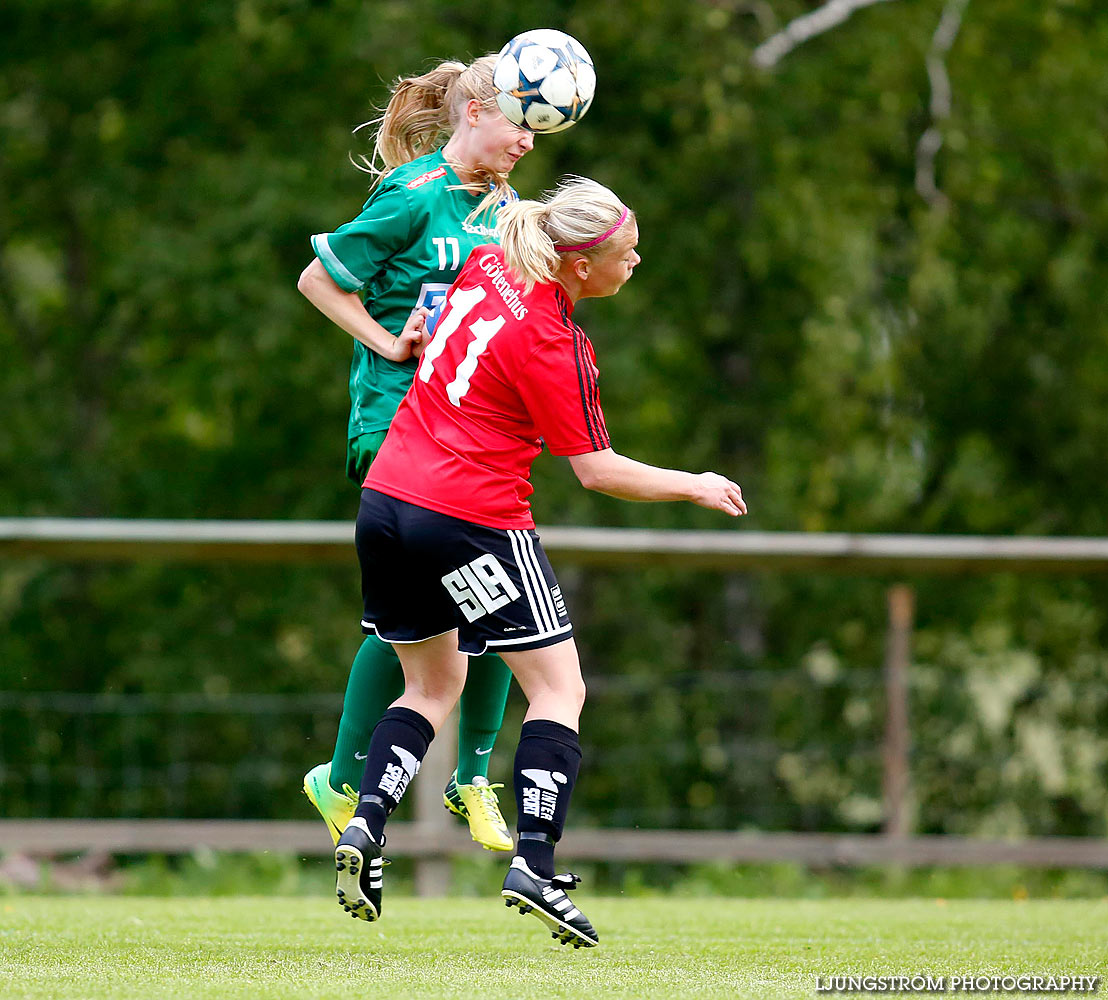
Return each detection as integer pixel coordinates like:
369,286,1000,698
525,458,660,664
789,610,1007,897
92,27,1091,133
436,149,483,203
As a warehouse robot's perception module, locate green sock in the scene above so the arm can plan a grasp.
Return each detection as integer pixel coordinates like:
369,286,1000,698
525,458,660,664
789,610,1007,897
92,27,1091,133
456,651,512,784
329,634,404,792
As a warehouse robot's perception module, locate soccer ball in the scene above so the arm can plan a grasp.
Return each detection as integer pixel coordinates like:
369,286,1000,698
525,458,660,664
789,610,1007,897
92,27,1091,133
493,29,596,134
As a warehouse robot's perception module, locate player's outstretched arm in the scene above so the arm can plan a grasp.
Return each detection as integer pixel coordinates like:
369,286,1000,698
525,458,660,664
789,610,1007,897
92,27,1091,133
297,258,425,363
567,449,747,517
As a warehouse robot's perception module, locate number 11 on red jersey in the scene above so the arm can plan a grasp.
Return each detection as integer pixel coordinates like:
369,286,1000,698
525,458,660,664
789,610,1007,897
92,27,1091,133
418,285,506,407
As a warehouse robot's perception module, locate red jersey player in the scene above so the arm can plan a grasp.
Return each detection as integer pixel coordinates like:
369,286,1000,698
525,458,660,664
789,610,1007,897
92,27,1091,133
334,177,746,949
366,244,610,531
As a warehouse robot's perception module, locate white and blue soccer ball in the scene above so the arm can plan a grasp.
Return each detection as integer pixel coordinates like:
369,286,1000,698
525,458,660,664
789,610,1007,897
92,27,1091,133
493,29,595,134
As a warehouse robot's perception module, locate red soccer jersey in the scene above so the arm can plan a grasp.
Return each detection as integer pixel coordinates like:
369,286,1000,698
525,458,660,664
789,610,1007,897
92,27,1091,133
365,244,610,529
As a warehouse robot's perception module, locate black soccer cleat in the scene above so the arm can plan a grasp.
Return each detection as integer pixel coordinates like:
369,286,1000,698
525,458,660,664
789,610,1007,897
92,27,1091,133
502,856,599,948
334,817,384,922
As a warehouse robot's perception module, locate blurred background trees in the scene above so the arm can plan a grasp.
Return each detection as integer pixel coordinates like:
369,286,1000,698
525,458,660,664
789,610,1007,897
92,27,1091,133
2,0,1107,838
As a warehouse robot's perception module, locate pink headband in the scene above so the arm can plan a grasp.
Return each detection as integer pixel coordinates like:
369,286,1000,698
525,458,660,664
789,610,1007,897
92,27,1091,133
556,206,629,253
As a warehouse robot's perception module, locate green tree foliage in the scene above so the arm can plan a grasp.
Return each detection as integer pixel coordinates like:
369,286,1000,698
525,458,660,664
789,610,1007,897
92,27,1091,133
2,0,1107,836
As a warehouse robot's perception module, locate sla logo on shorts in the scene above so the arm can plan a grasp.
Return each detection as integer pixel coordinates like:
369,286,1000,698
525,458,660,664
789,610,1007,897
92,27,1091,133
442,554,521,623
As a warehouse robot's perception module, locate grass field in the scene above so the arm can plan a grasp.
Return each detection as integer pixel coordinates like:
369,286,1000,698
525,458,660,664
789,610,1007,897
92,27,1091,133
2,896,1105,999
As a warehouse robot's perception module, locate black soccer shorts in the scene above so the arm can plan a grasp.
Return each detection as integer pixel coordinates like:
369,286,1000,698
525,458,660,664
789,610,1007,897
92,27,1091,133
355,488,574,655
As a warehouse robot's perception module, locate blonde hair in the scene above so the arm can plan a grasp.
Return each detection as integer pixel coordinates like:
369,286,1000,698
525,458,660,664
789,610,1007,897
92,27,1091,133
353,55,513,219
497,177,633,291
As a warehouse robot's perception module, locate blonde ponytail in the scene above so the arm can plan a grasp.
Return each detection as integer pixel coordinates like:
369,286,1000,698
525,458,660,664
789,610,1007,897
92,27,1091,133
497,202,562,290
353,55,514,214
499,177,632,292
353,62,464,177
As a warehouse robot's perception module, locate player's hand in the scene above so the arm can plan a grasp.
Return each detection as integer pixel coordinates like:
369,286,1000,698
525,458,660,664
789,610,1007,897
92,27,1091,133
392,307,430,361
691,472,747,517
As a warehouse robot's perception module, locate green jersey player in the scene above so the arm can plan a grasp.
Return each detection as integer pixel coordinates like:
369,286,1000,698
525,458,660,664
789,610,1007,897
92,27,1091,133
298,54,536,853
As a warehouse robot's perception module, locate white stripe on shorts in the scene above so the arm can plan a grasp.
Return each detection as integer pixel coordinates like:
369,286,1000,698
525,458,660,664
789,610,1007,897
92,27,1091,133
520,530,560,629
507,530,548,632
491,622,573,646
360,621,457,644
511,527,558,629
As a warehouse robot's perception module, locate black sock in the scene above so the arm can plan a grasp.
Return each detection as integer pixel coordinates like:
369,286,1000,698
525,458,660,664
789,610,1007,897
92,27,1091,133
354,706,434,842
513,719,581,878
517,832,555,879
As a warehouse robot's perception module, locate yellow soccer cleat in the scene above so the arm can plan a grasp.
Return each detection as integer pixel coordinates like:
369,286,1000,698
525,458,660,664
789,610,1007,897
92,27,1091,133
303,762,358,846
443,771,513,852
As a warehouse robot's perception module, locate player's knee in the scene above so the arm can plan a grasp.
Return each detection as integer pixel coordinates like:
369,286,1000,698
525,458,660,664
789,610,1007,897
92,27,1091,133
568,675,586,714
547,669,585,715
406,671,465,708
435,673,467,705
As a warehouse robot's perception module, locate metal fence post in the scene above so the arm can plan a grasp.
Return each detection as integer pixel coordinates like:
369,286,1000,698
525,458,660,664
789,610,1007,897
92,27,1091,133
882,584,914,837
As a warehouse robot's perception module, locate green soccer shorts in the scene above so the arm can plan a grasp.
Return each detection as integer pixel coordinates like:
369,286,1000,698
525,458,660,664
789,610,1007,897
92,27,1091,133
346,429,389,486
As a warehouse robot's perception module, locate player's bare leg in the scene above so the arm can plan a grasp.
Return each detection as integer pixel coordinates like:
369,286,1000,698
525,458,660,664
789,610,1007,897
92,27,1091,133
391,630,469,731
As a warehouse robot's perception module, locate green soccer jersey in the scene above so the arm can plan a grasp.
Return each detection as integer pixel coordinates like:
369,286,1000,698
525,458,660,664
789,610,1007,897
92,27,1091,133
311,150,506,438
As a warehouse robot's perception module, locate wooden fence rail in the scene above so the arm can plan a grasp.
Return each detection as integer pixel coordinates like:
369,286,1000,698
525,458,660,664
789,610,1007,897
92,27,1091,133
4,517,1108,573
3,518,1108,888
3,820,1108,869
